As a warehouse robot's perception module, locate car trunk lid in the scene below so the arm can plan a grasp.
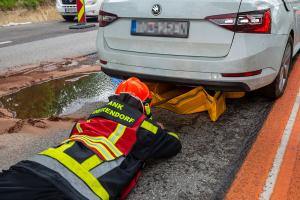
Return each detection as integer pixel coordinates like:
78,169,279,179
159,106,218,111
102,0,242,57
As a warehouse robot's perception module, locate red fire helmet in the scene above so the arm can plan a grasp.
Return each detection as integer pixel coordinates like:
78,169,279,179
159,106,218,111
115,77,152,103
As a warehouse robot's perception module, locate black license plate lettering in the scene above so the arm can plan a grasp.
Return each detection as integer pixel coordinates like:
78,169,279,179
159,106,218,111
132,20,189,38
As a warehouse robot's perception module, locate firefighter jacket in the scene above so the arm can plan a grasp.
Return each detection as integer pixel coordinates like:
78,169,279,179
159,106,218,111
22,93,182,200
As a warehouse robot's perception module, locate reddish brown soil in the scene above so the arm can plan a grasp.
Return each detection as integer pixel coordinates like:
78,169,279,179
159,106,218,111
0,56,101,135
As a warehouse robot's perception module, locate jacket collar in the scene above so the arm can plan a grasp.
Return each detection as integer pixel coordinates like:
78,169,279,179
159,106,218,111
108,93,144,113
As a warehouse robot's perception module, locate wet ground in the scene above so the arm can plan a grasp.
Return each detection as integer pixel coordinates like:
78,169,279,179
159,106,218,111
0,73,114,119
0,70,273,199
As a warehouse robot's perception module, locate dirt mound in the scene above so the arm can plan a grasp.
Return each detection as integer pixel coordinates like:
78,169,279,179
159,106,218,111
7,120,25,133
0,108,14,118
27,119,47,128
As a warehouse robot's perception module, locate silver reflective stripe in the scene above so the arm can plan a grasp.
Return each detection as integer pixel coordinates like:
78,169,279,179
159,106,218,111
29,155,101,200
109,124,126,144
91,157,125,178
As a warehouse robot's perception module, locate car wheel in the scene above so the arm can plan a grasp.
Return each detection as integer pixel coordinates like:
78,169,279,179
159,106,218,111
262,35,293,99
62,16,75,22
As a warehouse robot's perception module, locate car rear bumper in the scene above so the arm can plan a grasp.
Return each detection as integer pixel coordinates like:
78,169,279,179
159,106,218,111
102,67,250,91
97,30,288,91
101,64,277,92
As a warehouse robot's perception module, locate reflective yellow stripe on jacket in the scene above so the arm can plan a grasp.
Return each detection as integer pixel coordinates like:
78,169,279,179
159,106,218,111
108,124,127,144
65,135,119,161
39,148,110,200
70,135,123,158
81,154,103,171
140,121,158,134
76,123,83,133
167,132,179,140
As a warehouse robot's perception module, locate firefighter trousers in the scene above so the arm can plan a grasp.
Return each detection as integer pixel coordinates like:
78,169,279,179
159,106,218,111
0,163,70,200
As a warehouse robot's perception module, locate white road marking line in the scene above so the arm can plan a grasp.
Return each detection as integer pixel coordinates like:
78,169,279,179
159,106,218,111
259,89,300,200
1,22,32,27
0,41,12,45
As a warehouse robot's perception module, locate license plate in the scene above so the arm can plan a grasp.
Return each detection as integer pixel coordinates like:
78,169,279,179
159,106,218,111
65,7,77,13
131,20,189,38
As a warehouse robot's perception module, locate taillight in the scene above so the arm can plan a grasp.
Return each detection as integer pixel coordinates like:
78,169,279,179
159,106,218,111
222,69,262,77
99,10,118,27
206,9,271,34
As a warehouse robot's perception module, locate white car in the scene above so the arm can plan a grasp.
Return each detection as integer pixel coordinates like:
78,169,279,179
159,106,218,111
56,0,103,21
97,0,300,98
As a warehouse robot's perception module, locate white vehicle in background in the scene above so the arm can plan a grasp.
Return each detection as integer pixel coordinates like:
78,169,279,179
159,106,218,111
56,0,103,21
97,0,300,99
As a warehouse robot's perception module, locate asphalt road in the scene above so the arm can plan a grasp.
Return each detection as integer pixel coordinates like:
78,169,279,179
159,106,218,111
129,95,272,200
0,20,274,200
0,20,98,70
0,80,272,200
0,127,70,171
64,93,273,199
0,85,272,200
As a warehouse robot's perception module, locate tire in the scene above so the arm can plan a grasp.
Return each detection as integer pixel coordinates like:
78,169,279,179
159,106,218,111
62,16,75,22
262,35,293,99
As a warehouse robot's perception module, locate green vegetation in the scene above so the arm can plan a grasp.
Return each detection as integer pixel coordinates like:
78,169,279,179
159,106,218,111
0,0,54,10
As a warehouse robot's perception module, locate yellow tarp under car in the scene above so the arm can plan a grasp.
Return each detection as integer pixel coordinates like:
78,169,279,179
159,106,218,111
147,83,245,122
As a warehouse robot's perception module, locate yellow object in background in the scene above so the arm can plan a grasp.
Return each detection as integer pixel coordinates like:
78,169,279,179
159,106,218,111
146,83,245,122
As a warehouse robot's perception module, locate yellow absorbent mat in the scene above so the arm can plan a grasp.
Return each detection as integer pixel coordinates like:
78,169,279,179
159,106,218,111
146,83,245,122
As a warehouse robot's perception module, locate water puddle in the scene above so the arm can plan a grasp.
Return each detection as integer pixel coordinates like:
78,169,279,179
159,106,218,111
0,73,117,119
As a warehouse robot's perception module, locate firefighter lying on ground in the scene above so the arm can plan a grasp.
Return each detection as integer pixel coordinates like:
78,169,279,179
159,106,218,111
0,77,182,200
